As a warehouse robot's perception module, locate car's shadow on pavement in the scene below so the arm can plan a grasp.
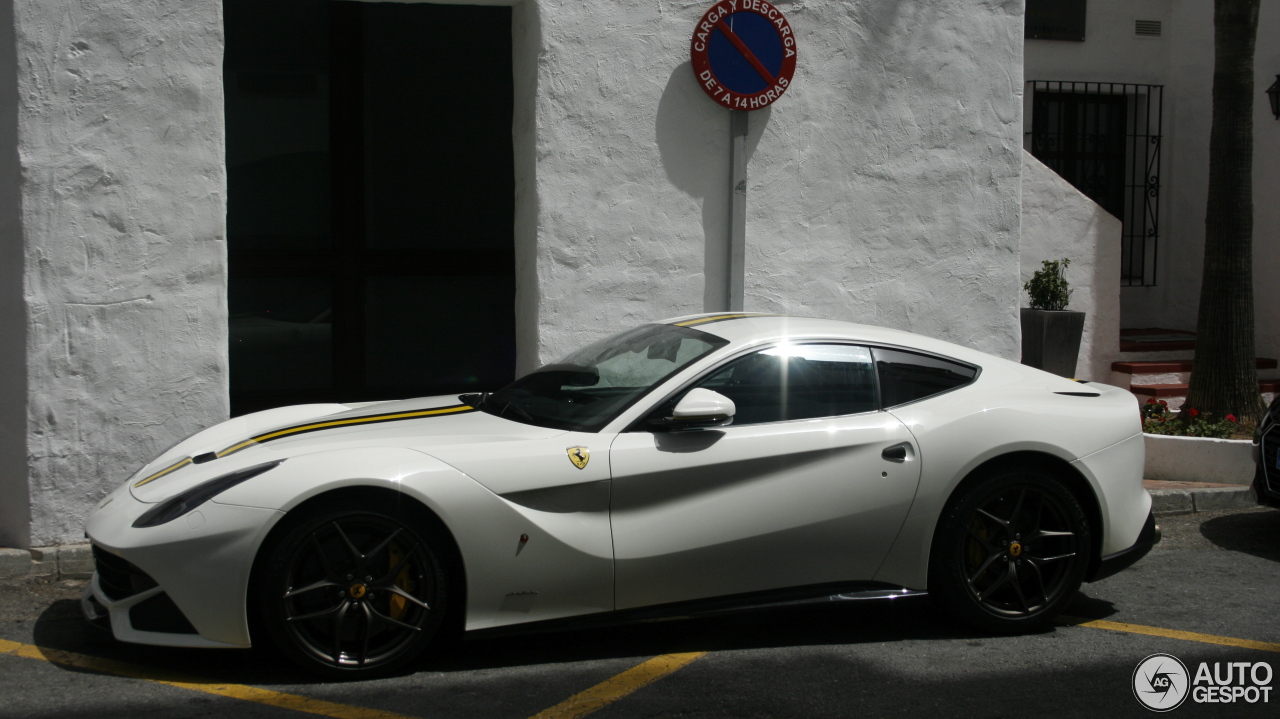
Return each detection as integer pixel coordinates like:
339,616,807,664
27,590,1121,686
1199,507,1280,562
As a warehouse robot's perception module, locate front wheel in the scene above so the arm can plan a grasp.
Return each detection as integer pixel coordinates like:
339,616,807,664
930,470,1090,633
257,502,449,678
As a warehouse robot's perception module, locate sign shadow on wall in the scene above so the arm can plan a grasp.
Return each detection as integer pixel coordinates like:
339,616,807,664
656,62,770,312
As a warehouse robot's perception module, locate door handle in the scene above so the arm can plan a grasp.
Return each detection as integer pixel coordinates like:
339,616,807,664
881,442,911,463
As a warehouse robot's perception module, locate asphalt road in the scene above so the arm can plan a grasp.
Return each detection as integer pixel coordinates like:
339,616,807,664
1,506,1277,719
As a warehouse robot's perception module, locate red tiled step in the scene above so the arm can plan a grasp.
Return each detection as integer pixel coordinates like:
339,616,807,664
1119,328,1196,352
1131,379,1280,397
1112,358,1278,374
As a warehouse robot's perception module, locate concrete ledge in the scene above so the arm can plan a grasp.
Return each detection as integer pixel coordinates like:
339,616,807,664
1192,486,1258,512
1146,485,1257,516
1144,434,1254,485
1147,489,1194,516
0,543,93,581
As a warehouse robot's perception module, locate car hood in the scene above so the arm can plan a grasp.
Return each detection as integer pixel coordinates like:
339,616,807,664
128,395,566,503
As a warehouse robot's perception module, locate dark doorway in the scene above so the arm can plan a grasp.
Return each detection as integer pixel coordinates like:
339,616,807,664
224,0,515,416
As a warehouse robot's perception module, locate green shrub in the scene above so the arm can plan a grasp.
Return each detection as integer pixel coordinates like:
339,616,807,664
1024,258,1072,311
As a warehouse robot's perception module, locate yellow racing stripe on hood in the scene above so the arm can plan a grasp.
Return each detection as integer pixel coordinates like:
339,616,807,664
216,404,475,457
132,457,194,488
133,403,474,487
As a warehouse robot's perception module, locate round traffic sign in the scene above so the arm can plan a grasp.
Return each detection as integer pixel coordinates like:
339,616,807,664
690,0,797,110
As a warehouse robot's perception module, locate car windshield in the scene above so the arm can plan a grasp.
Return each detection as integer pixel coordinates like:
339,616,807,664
474,324,728,432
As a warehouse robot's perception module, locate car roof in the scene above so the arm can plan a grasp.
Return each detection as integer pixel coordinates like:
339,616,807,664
658,312,995,367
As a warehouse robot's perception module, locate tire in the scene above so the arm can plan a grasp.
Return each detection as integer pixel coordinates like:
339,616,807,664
256,499,450,678
929,468,1090,634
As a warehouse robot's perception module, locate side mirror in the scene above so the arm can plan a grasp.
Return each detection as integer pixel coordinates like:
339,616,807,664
665,388,736,430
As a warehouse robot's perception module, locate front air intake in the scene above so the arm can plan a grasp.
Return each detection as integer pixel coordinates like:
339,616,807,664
92,545,157,600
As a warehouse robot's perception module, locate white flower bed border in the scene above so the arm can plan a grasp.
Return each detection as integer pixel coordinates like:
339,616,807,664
1143,433,1255,485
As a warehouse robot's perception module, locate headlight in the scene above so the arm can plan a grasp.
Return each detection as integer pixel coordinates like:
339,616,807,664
132,461,284,528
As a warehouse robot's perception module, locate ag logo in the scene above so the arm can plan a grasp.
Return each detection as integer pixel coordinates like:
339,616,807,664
1134,653,1190,711
567,446,590,470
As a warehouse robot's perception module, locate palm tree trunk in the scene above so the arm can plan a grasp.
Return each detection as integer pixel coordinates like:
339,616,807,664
1184,0,1266,422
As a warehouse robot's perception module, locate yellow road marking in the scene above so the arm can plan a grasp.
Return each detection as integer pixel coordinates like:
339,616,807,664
1062,617,1280,653
528,651,707,719
0,638,417,719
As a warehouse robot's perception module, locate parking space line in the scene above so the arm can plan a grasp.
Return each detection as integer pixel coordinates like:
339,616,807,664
528,651,707,719
1061,618,1280,653
0,638,417,719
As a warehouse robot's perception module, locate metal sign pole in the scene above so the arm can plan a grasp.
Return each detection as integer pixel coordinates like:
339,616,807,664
691,0,796,313
728,109,748,312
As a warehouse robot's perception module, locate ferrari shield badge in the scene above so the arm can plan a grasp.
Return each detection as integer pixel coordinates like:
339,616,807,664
567,446,590,470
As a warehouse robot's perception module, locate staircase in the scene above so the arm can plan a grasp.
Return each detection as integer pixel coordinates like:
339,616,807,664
1110,329,1279,411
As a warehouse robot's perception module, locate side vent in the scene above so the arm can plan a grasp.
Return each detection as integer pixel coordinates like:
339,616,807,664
1135,20,1162,37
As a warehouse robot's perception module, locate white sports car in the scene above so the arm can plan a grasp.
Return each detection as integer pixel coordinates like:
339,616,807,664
83,313,1156,676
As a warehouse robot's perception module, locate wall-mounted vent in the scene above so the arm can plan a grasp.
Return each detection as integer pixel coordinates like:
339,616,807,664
1135,20,1162,37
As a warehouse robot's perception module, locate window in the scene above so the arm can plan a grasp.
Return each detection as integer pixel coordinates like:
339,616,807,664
653,344,878,427
873,348,976,408
1025,0,1086,42
1026,81,1164,286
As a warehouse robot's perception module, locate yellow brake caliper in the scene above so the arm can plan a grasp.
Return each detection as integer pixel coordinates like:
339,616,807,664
387,543,416,620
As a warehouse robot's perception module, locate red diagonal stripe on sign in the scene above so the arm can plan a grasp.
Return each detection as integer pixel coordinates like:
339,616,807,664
714,19,777,86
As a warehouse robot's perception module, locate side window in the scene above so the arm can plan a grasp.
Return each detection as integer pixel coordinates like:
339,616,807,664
873,348,976,408
691,344,878,426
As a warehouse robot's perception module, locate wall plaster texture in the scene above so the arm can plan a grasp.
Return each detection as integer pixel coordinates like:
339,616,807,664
1025,0,1280,366
1019,150,1122,383
3,0,1027,546
5,0,227,547
526,0,1025,367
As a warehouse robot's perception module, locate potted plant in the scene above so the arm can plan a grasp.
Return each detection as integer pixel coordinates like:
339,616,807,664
1020,258,1085,378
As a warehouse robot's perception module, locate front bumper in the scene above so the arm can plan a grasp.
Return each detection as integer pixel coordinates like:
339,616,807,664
1088,511,1158,583
84,490,285,648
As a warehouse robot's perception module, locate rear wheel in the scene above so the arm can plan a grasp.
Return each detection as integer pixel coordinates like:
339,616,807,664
930,469,1090,633
258,501,448,678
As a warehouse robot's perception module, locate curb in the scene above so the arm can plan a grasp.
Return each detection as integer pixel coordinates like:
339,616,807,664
1146,485,1258,517
0,544,93,582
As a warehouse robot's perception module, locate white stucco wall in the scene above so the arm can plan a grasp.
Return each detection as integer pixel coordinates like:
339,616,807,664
1025,0,1280,366
1020,151,1122,382
7,0,227,546
2,0,1026,546
527,0,1026,365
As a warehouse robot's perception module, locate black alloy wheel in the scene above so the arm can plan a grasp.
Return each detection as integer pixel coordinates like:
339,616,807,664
259,504,448,677
930,470,1090,633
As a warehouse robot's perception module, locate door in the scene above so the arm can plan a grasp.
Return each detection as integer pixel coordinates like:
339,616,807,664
608,344,922,610
224,0,516,415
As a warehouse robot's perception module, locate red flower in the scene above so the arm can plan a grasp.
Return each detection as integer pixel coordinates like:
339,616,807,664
1158,400,1169,408
1146,398,1158,405
1226,414,1237,423
1186,408,1200,418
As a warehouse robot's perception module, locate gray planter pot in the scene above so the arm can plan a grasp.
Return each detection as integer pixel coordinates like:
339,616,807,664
1020,308,1085,378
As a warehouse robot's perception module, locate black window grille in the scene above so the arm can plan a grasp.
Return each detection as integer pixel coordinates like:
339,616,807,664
1026,81,1164,287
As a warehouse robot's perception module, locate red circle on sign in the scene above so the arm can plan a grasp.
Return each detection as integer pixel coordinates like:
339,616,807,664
690,0,797,110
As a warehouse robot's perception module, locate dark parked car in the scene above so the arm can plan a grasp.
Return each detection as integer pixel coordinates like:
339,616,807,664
1253,395,1280,508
